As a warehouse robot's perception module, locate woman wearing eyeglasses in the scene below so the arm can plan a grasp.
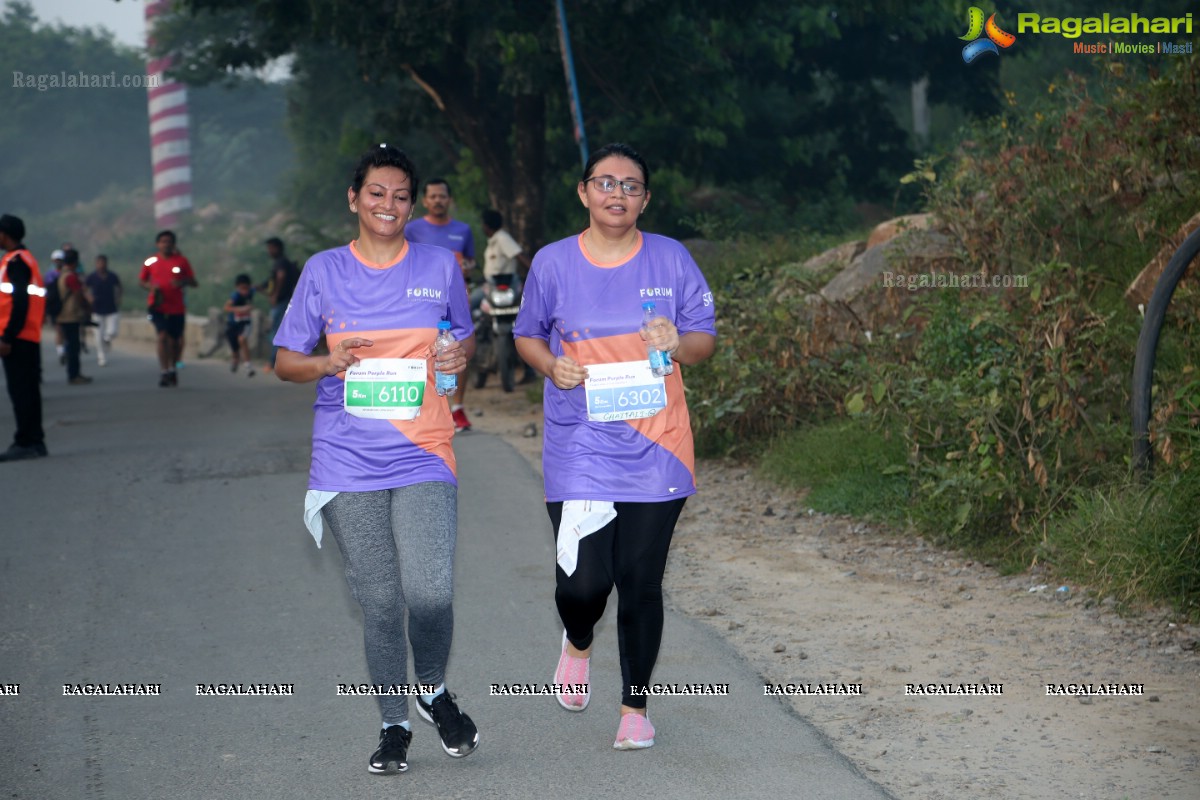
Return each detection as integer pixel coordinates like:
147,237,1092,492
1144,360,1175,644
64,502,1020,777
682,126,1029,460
514,142,717,749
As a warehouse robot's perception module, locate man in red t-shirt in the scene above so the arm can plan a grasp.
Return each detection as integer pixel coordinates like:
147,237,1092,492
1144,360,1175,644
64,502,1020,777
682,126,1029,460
56,249,92,385
138,230,197,387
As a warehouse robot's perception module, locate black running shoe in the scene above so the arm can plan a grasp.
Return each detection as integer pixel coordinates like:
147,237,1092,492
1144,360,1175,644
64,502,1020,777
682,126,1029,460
416,691,479,758
368,725,411,775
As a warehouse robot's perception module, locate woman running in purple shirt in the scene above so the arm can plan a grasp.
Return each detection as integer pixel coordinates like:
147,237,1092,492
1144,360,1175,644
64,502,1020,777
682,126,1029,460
274,144,479,775
514,143,717,749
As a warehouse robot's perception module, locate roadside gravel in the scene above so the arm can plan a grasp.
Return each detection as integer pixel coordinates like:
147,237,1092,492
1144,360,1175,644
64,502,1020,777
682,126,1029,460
468,383,1200,800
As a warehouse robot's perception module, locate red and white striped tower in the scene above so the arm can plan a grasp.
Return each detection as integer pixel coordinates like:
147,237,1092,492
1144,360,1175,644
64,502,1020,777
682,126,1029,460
145,0,192,227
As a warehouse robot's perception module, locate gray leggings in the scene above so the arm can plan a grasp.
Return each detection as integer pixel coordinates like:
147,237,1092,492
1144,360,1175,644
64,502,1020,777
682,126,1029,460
321,483,458,724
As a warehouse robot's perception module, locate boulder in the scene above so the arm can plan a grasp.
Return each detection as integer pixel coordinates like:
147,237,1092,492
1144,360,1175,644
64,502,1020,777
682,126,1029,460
769,240,866,305
802,240,867,274
802,227,962,356
865,213,939,249
819,228,958,307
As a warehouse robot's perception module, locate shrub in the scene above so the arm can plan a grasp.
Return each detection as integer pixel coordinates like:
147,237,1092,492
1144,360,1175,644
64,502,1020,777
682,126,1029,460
686,232,863,456
1043,469,1200,618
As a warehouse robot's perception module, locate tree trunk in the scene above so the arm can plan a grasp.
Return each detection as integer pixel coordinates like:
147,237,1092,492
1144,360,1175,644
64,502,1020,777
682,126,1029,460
503,93,546,253
911,75,930,146
406,69,546,255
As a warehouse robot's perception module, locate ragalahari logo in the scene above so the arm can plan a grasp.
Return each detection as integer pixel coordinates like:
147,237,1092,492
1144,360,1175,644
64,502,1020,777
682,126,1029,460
960,7,1017,62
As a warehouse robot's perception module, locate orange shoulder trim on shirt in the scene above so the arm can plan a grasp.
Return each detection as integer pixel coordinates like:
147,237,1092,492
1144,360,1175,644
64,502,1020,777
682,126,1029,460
350,240,410,270
577,230,643,268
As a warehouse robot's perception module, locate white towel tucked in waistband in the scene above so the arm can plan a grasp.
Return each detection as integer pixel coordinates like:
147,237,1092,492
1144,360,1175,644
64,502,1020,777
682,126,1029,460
304,490,340,548
556,500,617,576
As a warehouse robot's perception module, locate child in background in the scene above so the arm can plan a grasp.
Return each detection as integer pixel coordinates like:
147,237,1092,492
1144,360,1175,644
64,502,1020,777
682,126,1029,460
223,274,256,376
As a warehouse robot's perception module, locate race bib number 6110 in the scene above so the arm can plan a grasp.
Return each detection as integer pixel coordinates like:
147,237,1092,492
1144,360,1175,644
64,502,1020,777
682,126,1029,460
344,358,426,420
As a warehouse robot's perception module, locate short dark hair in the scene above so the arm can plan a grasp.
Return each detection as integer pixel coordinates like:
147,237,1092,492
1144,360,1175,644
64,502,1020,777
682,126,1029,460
424,178,451,196
235,273,252,285
156,230,176,243
482,209,503,231
0,214,25,242
350,143,419,195
264,237,284,250
582,142,650,188
62,248,80,266
96,254,108,262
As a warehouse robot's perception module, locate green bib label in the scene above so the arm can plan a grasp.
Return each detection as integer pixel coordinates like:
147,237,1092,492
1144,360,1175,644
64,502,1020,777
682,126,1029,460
343,358,427,420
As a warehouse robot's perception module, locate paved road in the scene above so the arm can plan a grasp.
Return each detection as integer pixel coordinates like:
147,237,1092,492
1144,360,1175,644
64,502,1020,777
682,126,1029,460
0,342,892,800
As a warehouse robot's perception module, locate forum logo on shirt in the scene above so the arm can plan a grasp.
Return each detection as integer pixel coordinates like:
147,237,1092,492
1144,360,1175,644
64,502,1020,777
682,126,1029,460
406,287,444,303
639,287,673,299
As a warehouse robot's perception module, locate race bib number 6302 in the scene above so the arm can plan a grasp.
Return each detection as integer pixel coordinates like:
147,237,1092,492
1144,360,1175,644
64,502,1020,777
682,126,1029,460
584,361,667,422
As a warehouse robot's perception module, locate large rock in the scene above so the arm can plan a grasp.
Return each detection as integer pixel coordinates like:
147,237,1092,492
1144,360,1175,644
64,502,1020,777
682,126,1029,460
819,228,958,307
769,240,866,306
865,213,939,249
1124,210,1200,311
802,240,867,274
802,225,962,355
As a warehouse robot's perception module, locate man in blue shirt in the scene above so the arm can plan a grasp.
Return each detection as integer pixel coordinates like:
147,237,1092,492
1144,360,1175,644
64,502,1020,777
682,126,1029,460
405,179,476,431
84,254,123,367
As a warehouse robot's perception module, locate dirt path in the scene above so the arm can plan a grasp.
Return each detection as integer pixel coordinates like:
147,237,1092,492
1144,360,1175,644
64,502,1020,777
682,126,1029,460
467,383,1200,800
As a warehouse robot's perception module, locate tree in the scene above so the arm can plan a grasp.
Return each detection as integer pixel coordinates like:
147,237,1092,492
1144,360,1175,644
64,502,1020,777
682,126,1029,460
0,1,151,215
161,1,984,243
1,0,293,220
160,0,559,249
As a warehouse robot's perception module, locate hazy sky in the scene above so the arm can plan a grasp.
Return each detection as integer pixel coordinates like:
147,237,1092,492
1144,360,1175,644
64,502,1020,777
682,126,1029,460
29,0,146,48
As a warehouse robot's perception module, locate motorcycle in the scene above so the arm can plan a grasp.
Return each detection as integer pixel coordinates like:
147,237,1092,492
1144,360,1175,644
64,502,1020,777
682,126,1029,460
471,272,523,392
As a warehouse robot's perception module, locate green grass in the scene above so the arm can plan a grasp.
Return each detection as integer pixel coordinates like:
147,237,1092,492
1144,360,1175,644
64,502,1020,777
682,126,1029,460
1042,469,1200,619
759,417,908,524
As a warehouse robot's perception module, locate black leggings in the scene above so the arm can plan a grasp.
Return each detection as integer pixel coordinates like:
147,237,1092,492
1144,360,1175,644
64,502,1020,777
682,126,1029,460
547,498,686,709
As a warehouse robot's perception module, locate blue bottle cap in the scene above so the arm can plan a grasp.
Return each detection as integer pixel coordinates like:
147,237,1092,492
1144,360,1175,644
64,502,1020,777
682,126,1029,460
437,320,452,330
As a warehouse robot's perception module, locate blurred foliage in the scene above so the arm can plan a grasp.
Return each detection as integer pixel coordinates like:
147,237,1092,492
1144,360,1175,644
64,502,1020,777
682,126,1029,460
1,1,151,217
692,54,1200,611
2,0,293,256
684,230,860,456
873,267,1135,544
163,0,1000,246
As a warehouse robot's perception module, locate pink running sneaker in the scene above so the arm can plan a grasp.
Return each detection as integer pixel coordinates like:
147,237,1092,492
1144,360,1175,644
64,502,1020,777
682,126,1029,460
554,630,590,711
613,712,655,750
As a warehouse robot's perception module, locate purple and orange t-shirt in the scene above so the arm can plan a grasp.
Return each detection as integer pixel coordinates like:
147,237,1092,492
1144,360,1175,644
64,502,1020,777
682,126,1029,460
513,231,716,503
274,241,472,493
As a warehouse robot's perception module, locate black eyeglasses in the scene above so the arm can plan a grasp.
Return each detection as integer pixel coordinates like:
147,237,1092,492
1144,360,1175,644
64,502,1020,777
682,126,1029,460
585,176,647,196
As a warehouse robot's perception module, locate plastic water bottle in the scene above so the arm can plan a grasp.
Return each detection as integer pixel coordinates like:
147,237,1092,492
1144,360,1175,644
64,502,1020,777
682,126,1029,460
435,320,457,396
641,301,674,376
